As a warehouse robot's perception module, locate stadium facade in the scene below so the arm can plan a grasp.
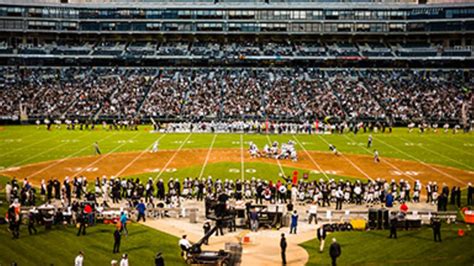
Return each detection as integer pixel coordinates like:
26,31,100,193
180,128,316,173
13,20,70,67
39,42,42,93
0,0,472,126
0,0,473,67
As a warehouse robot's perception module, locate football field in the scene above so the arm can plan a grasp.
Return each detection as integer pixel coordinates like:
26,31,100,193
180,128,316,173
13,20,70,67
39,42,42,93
0,125,473,189
1,125,474,265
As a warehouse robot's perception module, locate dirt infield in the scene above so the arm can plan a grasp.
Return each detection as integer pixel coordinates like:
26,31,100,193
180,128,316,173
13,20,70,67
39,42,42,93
1,148,473,188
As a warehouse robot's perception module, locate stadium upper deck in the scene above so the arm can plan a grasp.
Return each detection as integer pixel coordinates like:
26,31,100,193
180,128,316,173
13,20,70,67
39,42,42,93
0,0,473,35
0,0,473,67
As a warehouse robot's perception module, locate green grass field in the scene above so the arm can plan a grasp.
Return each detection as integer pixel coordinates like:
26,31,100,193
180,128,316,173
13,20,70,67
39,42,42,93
0,222,185,266
0,125,473,265
301,223,474,266
0,126,473,171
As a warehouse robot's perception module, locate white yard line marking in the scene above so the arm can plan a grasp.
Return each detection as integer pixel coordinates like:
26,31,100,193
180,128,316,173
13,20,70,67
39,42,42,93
8,132,93,168
73,132,141,177
153,133,192,182
317,135,373,181
292,135,329,181
0,131,67,157
342,135,415,182
266,135,286,177
240,134,245,181
425,138,474,156
24,133,115,179
398,136,474,170
198,134,217,179
114,134,167,177
376,137,466,185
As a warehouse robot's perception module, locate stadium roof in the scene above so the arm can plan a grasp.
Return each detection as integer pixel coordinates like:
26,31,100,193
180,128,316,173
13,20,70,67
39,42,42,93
1,0,473,5
1,0,474,8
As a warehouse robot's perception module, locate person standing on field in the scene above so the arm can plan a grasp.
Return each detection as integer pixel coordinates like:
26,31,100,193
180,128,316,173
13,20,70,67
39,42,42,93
94,141,101,155
151,140,159,153
280,233,287,265
329,238,341,266
317,225,327,253
113,227,121,253
74,251,84,266
373,149,380,163
290,210,298,234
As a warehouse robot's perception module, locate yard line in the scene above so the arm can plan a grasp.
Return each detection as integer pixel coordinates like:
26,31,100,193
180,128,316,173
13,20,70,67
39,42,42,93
397,136,474,170
342,134,416,182
376,137,466,185
266,135,286,177
24,133,115,179
73,132,141,177
425,138,474,156
292,135,329,181
198,134,217,179
240,134,245,181
153,133,192,182
114,134,167,177
316,134,373,181
8,131,93,168
0,130,67,157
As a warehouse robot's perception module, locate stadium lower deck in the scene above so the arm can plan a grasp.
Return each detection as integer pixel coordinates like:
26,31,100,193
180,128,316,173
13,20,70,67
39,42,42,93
0,67,472,126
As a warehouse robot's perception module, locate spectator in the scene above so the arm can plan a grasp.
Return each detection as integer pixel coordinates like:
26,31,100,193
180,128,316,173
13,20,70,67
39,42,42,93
329,238,341,266
74,251,84,266
136,199,146,222
113,228,121,254
120,253,129,266
290,210,298,234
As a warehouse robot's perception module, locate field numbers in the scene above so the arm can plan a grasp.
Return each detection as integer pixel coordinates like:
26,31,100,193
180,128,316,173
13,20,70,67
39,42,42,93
65,167,98,172
310,170,340,175
404,142,422,146
231,141,251,145
143,168,177,173
346,142,365,146
61,139,79,143
228,168,256,173
173,140,194,144
117,140,136,144
3,166,20,171
3,139,22,143
464,143,474,147
390,170,420,176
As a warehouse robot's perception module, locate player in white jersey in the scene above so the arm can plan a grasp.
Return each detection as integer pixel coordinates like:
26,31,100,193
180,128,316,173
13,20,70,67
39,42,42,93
443,123,449,133
374,149,380,163
151,140,159,153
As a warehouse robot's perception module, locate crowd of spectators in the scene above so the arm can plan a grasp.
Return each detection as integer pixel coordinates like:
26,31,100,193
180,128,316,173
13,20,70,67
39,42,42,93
0,67,471,123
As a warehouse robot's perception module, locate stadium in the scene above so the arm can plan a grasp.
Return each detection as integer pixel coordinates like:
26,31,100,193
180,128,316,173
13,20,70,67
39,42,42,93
0,0,473,265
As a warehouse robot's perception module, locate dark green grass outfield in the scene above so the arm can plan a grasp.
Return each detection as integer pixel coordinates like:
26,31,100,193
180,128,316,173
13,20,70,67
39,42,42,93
301,223,474,266
0,222,185,266
0,126,473,171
